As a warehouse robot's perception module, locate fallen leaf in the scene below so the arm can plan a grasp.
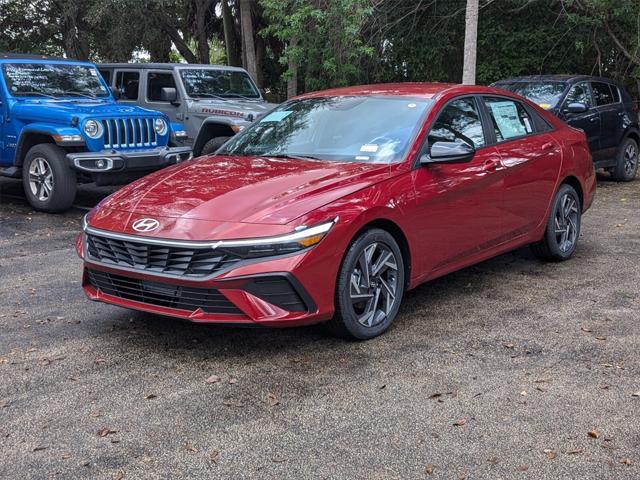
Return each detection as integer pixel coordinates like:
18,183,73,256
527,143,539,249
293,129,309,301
222,400,244,408
210,450,220,464
581,326,592,332
32,446,48,452
543,449,557,459
89,411,102,418
425,463,434,474
205,375,221,384
533,378,550,383
517,465,529,471
595,336,606,341
272,457,286,463
536,386,548,392
503,343,515,349
229,378,238,384
145,394,157,400
453,418,466,426
520,390,527,396
94,358,106,364
567,448,584,455
632,391,640,397
267,392,280,407
487,456,500,464
619,458,632,465
114,471,124,480
61,453,72,459
598,384,610,390
98,427,118,437
182,442,197,453
588,430,600,439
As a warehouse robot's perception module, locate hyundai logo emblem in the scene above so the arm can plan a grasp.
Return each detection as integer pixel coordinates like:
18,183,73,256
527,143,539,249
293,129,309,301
132,218,160,233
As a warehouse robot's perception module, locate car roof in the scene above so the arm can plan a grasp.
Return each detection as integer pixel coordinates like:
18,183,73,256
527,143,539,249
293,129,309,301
98,62,250,73
296,82,512,100
0,52,94,66
494,74,620,85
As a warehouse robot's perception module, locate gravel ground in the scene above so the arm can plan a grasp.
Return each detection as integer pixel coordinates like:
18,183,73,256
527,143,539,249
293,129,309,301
0,173,639,480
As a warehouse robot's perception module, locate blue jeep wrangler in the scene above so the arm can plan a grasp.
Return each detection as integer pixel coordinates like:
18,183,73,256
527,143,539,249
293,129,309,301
0,54,192,212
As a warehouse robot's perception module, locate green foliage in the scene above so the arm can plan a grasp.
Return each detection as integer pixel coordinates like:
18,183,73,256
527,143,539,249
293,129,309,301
260,0,374,92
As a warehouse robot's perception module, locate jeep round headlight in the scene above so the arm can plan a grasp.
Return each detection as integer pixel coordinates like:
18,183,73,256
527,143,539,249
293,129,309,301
83,119,103,139
154,118,168,136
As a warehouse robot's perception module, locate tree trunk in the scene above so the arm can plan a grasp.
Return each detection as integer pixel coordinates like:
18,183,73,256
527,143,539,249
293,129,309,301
240,0,258,81
287,36,298,98
195,0,211,63
161,22,199,63
56,0,90,60
462,0,479,85
222,0,242,66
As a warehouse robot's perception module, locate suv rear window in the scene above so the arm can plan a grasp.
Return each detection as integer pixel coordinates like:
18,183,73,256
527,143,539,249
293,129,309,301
495,81,566,109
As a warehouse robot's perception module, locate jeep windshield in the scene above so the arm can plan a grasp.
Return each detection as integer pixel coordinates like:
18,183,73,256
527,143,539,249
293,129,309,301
3,63,110,98
218,96,432,164
495,81,566,109
179,69,260,99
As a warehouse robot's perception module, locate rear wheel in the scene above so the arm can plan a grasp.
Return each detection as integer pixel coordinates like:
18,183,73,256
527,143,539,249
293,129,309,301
531,184,581,262
325,229,405,340
201,136,230,156
610,137,638,182
22,144,76,213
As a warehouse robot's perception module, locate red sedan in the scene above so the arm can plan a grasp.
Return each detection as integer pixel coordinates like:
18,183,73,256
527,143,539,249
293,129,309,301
78,83,596,339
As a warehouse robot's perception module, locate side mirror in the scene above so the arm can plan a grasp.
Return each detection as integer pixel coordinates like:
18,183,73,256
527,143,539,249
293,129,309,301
564,102,588,114
421,141,475,164
110,86,121,100
160,87,179,104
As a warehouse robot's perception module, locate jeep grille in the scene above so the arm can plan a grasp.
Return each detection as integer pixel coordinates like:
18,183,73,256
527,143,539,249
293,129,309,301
101,117,158,149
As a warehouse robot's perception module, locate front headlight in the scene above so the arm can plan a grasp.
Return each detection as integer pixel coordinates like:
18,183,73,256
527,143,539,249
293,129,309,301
83,119,103,139
217,219,337,259
154,118,168,136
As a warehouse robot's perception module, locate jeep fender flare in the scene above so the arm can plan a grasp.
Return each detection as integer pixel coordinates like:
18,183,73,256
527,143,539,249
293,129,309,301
16,125,83,166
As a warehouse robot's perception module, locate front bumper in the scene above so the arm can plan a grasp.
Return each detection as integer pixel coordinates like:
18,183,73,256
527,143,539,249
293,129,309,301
76,232,339,328
67,146,192,173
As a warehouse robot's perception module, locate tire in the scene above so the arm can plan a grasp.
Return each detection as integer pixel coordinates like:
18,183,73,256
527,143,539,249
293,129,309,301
610,137,638,182
325,229,405,340
531,184,581,262
22,144,77,213
201,136,230,156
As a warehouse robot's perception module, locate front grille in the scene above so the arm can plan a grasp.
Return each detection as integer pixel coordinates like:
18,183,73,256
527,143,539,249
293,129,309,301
86,269,243,315
102,117,158,149
86,233,243,278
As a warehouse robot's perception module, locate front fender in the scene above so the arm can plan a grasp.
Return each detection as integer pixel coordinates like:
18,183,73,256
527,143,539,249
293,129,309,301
17,124,85,162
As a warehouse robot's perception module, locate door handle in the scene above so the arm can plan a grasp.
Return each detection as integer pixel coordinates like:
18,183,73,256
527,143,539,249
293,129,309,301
588,116,599,122
482,159,503,171
541,141,556,151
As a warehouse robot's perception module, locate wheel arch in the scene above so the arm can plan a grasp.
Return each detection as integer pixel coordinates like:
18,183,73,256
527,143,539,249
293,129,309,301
623,127,640,147
16,131,56,167
560,175,584,210
351,218,412,289
193,121,236,156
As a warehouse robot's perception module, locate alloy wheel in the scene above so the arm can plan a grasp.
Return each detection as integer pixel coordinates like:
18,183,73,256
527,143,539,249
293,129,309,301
623,143,638,177
28,157,54,202
349,242,400,328
554,193,579,253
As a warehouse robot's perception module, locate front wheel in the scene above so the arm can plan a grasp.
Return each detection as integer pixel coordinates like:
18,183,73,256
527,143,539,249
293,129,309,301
325,229,405,340
531,184,581,262
22,144,77,213
610,137,638,182
201,136,230,156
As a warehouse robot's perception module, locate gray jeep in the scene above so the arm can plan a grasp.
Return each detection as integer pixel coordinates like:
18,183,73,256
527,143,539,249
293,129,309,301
98,63,277,156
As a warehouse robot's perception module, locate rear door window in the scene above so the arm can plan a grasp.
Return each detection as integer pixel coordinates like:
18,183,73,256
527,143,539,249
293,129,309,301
147,72,177,102
591,82,614,106
115,71,139,100
483,97,534,142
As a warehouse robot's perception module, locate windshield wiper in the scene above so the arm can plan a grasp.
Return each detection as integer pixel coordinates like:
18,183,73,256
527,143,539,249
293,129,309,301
222,93,259,100
191,92,227,100
263,153,322,161
16,91,59,99
60,90,97,99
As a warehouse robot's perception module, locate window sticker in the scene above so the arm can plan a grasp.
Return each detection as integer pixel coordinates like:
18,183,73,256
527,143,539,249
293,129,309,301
488,101,526,139
523,116,532,133
355,155,370,161
360,144,379,153
260,111,293,123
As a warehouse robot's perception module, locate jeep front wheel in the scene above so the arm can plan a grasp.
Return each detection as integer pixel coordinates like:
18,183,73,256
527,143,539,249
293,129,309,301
22,144,77,213
201,136,230,156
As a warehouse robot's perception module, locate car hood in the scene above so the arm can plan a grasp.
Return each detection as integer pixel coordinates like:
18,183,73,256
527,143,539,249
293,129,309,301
98,155,390,225
12,100,161,124
186,99,277,121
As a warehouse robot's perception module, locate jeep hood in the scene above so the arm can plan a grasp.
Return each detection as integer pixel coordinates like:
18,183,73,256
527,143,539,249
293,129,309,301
12,100,160,124
98,155,390,225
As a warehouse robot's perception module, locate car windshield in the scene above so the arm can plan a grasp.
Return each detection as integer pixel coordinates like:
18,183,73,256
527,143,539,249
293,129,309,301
3,63,110,98
218,96,432,164
179,69,260,99
496,81,566,109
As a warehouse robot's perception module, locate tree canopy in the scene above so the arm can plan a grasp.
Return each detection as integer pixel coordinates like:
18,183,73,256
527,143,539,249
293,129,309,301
0,0,638,99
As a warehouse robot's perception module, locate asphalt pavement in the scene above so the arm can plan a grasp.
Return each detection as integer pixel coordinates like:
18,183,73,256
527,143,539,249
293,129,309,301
0,174,638,479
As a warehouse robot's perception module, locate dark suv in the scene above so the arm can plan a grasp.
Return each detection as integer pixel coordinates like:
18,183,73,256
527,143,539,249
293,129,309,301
492,75,639,181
